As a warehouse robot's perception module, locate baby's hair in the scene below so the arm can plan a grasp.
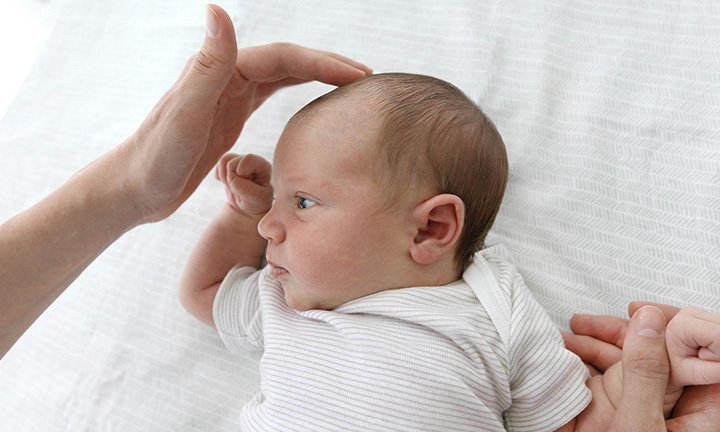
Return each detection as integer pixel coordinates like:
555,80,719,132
292,73,508,273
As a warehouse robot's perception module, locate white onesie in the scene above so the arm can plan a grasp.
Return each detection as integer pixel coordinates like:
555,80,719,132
213,245,591,431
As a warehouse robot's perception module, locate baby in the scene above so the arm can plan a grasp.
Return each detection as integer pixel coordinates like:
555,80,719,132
180,73,718,431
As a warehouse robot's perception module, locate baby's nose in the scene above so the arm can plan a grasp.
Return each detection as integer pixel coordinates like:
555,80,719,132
257,205,284,242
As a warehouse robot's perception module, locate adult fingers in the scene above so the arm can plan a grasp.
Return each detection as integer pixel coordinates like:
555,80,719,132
629,302,682,322
562,332,622,373
610,306,670,431
178,4,238,103
303,47,373,77
570,313,629,349
235,42,370,86
666,383,720,431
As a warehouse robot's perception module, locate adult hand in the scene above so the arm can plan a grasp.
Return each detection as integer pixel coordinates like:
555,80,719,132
564,302,720,431
0,3,370,359
113,4,371,225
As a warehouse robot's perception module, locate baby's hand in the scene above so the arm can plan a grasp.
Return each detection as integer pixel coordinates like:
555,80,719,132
666,306,720,387
215,153,273,217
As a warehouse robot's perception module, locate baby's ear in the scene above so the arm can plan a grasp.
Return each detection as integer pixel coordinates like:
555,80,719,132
408,194,464,265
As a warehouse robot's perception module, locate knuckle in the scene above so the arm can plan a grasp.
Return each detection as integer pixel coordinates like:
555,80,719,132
185,54,198,70
680,306,704,317
271,42,298,72
193,50,221,74
270,42,296,52
219,153,235,165
626,353,669,381
236,155,251,172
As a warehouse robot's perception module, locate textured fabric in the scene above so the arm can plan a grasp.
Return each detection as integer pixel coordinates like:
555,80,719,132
214,246,591,431
1,0,718,430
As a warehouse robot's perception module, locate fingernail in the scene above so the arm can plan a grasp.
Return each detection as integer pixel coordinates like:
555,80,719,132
633,306,665,337
206,4,220,38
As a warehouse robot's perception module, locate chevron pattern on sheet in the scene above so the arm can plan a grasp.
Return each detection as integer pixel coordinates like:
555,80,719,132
0,0,718,430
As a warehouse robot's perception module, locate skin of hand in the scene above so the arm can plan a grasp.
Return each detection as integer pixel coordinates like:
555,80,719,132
564,302,720,431
664,306,720,387
118,5,371,225
215,153,274,217
0,4,370,359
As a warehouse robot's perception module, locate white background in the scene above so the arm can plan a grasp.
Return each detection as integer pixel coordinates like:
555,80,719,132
0,0,57,119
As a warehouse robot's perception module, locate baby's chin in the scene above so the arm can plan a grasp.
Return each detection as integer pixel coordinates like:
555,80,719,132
281,285,314,311
281,285,338,311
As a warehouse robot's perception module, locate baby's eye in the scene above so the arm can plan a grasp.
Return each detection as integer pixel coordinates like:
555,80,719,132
296,196,317,209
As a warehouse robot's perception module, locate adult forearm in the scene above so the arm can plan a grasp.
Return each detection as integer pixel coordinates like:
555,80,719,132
0,155,139,358
0,5,371,358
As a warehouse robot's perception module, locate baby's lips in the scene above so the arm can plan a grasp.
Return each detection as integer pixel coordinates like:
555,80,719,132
267,261,289,280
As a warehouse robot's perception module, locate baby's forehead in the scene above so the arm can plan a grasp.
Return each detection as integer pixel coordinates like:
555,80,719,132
278,98,382,168
303,90,379,125
290,94,381,142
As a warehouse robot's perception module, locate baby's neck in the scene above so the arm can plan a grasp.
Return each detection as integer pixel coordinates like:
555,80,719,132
392,256,462,290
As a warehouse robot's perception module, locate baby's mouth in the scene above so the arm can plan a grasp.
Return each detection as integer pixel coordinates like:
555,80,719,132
268,262,289,279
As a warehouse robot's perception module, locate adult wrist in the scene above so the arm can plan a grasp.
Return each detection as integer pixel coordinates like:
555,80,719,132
70,146,147,235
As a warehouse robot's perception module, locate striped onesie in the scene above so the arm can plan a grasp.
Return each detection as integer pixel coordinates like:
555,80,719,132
214,245,591,431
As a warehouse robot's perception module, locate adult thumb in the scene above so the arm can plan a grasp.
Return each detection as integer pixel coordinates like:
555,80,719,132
611,306,670,431
180,4,238,102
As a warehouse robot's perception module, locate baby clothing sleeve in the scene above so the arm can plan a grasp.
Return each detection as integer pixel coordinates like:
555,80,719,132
212,266,264,352
502,270,591,431
469,246,591,432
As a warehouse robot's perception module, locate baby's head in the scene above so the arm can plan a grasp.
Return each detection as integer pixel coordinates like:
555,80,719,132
259,73,507,310
294,73,508,270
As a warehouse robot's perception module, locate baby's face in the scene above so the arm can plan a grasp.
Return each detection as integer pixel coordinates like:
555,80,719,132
257,100,416,310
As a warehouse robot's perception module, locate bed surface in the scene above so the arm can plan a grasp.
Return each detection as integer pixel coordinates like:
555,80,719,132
1,0,718,430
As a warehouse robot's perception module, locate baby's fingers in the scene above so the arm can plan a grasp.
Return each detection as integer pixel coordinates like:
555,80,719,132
668,307,720,358
666,307,720,387
216,153,271,186
228,154,272,186
227,175,273,214
224,154,273,215
215,152,241,183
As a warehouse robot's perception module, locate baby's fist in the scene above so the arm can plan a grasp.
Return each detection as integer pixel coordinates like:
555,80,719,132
666,306,720,387
215,153,273,217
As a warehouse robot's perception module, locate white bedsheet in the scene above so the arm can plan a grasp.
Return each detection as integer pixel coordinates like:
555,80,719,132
1,0,718,430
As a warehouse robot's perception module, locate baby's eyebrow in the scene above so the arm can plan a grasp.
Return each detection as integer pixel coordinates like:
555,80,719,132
271,172,338,199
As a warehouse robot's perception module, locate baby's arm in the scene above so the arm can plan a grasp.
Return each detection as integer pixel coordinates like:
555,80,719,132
556,359,682,431
179,153,272,328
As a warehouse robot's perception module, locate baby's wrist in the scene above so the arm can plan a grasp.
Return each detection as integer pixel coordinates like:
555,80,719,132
220,202,267,224
223,186,272,219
